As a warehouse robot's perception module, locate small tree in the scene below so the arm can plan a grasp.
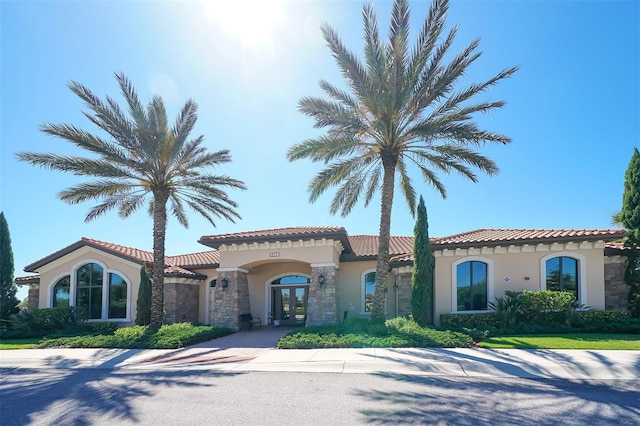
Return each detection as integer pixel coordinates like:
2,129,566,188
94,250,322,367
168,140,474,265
616,148,640,317
135,264,152,326
411,196,433,325
0,212,19,329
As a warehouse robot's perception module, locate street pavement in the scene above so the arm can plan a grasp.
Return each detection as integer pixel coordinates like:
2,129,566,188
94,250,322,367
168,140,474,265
1,326,639,380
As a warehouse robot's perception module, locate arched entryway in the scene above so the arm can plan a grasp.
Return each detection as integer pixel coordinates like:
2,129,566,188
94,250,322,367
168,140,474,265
269,274,310,326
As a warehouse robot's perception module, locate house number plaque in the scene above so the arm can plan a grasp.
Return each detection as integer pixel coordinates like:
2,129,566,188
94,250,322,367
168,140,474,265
269,252,280,257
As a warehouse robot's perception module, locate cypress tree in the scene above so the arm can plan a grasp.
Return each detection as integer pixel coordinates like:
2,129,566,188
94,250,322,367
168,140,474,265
411,196,434,325
617,148,640,317
0,212,19,328
135,264,152,326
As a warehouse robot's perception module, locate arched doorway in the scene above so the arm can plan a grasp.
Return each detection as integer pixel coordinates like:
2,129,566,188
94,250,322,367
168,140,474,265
270,275,309,326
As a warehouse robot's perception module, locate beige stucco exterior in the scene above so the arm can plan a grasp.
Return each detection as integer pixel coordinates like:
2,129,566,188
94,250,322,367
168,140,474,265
22,231,623,329
433,241,608,324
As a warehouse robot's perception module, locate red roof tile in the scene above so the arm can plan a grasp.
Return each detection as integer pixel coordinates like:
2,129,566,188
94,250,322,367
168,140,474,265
81,237,155,263
167,251,219,268
347,235,415,257
434,228,625,247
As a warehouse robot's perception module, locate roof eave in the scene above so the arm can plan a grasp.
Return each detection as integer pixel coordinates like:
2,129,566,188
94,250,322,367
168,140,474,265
199,231,353,254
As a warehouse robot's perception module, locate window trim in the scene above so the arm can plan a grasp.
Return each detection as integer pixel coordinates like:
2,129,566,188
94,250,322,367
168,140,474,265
46,259,131,322
451,256,495,313
540,252,587,305
360,269,387,315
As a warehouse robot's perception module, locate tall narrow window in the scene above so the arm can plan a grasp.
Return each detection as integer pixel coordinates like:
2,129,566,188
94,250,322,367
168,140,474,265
363,272,376,313
108,273,127,319
52,275,71,307
546,256,578,300
456,261,488,311
76,263,104,319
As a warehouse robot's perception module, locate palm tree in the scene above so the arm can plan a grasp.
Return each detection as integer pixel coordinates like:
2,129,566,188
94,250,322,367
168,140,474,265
17,72,246,331
287,0,518,322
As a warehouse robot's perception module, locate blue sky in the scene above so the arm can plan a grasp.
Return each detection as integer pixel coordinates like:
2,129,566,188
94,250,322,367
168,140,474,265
2,0,638,302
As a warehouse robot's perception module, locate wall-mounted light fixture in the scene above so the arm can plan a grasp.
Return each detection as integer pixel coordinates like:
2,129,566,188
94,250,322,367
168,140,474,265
210,279,217,288
318,274,326,286
393,282,399,290
221,277,229,289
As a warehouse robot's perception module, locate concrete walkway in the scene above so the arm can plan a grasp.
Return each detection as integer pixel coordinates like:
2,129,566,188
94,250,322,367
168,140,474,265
1,327,639,380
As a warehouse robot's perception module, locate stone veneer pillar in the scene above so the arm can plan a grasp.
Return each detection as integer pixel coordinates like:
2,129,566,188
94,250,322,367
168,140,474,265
163,282,177,324
604,257,629,311
28,285,40,310
211,268,250,331
396,272,413,317
306,263,339,326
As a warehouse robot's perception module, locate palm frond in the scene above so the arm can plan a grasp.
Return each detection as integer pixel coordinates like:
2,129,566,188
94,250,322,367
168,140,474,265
57,180,140,204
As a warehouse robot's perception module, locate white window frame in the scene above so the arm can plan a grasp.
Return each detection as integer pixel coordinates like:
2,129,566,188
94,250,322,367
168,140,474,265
451,256,495,313
539,252,587,306
46,259,131,322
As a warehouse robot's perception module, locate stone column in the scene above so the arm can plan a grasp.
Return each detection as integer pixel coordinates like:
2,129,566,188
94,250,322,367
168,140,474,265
163,282,177,324
28,285,40,310
391,266,413,318
306,263,339,326
211,267,249,331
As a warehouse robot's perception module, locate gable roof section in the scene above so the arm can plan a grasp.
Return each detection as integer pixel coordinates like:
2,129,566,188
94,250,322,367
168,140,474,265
199,226,353,253
24,237,218,280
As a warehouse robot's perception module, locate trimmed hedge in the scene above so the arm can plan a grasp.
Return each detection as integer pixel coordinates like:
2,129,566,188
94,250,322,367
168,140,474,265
277,317,473,349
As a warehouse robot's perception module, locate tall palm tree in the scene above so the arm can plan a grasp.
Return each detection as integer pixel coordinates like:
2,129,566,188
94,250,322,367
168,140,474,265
17,72,246,331
287,0,518,322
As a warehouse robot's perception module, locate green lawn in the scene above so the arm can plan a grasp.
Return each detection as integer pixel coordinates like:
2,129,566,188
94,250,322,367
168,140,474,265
479,334,640,350
0,338,42,350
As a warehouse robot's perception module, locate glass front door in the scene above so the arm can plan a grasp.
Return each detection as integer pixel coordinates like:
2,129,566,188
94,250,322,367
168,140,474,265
272,286,308,326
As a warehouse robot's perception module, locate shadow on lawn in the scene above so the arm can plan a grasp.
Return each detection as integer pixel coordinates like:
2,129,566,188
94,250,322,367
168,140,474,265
0,350,242,425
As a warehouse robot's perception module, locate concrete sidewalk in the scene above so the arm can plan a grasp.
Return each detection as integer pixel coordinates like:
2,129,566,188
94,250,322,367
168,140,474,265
1,343,639,380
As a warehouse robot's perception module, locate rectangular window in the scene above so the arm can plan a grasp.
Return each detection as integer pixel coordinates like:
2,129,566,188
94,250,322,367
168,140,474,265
364,272,375,313
456,261,488,311
108,273,127,319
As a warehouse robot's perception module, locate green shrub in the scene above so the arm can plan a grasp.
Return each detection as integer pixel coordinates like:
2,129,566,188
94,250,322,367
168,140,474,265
488,291,524,328
37,323,234,349
519,290,581,324
4,306,88,337
277,317,473,349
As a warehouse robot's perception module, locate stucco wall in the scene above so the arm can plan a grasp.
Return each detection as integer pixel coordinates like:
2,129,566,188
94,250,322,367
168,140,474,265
337,260,394,319
434,245,607,324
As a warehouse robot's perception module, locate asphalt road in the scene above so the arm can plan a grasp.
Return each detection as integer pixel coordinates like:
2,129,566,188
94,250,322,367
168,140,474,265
1,367,639,425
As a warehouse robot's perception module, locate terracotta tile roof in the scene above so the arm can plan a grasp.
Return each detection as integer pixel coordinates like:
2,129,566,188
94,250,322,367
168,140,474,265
347,235,415,257
24,237,218,279
81,237,155,263
433,228,626,248
199,226,352,251
167,251,220,268
15,275,40,285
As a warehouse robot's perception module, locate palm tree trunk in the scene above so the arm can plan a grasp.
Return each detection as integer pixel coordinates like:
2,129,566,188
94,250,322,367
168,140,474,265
149,191,168,332
372,153,396,323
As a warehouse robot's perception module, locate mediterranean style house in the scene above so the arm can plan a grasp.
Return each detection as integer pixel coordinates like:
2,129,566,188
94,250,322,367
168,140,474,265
16,226,629,330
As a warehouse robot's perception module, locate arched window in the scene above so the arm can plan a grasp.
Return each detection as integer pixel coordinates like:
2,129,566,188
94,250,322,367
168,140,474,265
271,275,310,285
456,261,488,311
52,275,71,307
50,262,130,321
545,256,579,300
